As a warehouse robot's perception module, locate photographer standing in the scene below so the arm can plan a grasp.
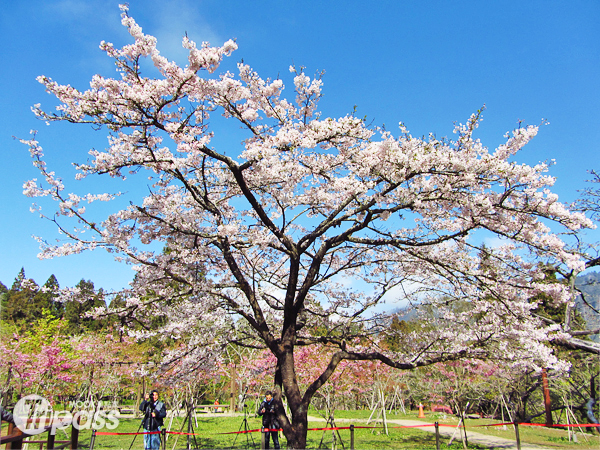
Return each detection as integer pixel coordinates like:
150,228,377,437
139,390,166,450
258,391,280,449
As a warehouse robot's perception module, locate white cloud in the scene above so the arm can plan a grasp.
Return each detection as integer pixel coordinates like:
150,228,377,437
42,1,227,79
149,1,224,66
482,235,510,249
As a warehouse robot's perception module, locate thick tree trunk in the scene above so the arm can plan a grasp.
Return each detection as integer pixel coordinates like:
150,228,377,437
276,343,310,449
285,417,308,449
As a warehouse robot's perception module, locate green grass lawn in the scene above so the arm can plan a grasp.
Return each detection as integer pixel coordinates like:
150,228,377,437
3,409,598,449
47,414,486,449
334,409,600,450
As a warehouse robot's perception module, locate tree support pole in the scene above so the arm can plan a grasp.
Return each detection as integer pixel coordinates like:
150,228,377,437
513,421,521,450
459,401,469,450
230,365,236,413
88,429,96,450
187,405,192,450
542,368,553,426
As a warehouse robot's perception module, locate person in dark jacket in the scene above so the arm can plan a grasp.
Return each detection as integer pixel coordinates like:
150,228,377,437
139,390,167,450
258,391,280,449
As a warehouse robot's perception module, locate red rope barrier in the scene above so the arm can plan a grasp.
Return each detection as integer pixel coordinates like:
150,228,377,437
520,423,600,428
212,421,600,434
471,422,513,427
95,431,161,435
305,427,350,431
218,428,264,435
93,420,600,437
165,431,204,436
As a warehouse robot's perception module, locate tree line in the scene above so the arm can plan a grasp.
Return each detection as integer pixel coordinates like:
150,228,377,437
1,268,111,333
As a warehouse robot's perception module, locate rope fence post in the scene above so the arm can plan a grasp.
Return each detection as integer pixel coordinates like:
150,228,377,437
461,410,468,450
261,427,266,450
513,421,521,450
350,424,354,450
88,429,96,450
187,407,192,450
435,421,440,450
161,428,166,450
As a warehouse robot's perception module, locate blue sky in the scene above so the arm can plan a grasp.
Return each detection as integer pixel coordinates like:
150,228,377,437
1,0,599,292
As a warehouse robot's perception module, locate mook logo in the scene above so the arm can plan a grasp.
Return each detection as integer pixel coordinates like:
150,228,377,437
14,394,119,434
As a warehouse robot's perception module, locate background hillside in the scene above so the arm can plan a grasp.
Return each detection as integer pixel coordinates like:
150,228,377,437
575,271,600,342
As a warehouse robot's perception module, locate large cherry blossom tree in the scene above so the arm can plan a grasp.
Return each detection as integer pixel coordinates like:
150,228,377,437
22,6,592,447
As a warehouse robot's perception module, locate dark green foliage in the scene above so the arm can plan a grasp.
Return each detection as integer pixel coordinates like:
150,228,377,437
42,274,62,318
10,267,26,291
383,314,416,351
63,279,108,333
0,269,109,334
1,268,50,324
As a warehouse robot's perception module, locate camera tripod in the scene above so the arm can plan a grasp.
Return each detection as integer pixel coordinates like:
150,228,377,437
233,388,255,449
169,401,200,450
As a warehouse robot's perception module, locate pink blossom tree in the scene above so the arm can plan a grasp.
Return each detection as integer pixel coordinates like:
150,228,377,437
0,307,144,405
22,5,592,447
0,310,74,402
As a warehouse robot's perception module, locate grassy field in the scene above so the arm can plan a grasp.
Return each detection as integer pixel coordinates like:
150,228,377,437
58,414,487,450
3,409,598,449
339,409,600,450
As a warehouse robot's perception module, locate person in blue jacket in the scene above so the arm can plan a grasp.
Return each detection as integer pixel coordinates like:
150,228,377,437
258,391,280,449
139,390,166,450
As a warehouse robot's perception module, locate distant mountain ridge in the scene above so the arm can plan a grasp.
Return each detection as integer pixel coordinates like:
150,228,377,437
387,273,600,343
575,271,600,342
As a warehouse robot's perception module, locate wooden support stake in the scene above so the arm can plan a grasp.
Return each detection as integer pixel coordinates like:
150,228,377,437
230,365,236,413
187,406,192,450
88,429,96,450
542,368,553,427
513,421,521,450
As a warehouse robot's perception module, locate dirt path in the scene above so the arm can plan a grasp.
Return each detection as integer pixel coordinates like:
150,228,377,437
307,416,546,450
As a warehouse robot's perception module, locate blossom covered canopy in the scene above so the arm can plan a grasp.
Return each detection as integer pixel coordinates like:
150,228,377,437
23,5,590,396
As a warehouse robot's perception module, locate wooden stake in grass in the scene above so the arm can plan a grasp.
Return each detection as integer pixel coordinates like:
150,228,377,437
513,421,521,450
